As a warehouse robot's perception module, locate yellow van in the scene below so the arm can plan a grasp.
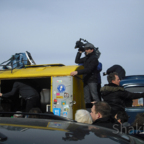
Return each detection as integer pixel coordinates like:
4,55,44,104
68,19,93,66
0,64,85,119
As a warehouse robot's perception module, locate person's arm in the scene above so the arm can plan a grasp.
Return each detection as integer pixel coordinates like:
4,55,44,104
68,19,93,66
1,82,19,98
75,52,85,64
122,91,144,100
70,52,85,76
77,57,98,75
70,58,98,76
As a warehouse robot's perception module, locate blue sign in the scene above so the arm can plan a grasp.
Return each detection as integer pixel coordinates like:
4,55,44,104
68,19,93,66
53,108,61,116
57,84,66,93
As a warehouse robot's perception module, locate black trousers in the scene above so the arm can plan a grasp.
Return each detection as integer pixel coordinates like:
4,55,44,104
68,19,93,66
26,97,40,112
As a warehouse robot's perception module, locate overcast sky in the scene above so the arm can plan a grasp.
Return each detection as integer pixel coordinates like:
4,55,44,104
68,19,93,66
0,0,144,85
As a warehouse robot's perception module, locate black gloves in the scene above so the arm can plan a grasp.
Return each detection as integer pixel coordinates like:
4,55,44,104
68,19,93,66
78,48,85,52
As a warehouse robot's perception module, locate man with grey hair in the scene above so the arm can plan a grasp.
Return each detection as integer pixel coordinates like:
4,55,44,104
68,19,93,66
90,101,120,129
70,43,100,108
101,72,144,116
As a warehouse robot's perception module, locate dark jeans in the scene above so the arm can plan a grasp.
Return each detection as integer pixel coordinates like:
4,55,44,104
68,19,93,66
84,83,100,103
26,97,40,112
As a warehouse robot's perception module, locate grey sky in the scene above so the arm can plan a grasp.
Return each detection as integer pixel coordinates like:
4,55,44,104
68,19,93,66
0,0,144,85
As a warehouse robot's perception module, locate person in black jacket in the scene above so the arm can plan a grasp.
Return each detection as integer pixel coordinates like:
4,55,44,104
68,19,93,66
101,72,144,116
115,111,130,127
104,64,125,80
70,43,100,106
0,81,40,112
90,101,120,131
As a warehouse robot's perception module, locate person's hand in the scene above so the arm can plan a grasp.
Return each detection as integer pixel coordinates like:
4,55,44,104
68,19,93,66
91,101,97,104
78,47,85,52
0,93,3,97
70,71,78,76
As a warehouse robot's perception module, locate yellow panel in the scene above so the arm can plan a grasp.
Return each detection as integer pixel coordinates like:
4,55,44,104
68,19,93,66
0,123,68,132
73,75,85,119
0,64,84,80
50,77,53,112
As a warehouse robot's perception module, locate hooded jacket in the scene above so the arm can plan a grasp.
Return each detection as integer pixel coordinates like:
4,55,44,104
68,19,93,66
75,51,98,83
100,83,144,116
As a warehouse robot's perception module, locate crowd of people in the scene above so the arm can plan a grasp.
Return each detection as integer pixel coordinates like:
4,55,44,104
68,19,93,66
10,101,144,139
70,42,144,138
75,102,144,139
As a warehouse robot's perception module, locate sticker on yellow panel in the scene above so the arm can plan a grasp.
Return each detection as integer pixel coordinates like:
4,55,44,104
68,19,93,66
61,101,66,106
56,96,63,99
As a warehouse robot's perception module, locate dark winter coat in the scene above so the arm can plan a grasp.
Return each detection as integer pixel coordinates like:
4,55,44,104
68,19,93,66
92,116,121,131
2,81,40,100
106,65,125,80
100,83,144,116
75,51,99,83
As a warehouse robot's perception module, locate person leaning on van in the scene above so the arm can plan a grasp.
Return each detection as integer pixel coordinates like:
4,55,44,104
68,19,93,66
70,43,100,106
0,80,40,112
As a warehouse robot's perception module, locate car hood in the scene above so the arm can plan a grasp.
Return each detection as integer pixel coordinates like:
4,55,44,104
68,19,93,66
0,117,143,144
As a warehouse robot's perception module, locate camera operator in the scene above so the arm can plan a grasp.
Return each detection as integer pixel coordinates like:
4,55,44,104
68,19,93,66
70,42,100,107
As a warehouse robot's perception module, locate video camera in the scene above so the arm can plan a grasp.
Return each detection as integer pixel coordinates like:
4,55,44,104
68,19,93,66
103,72,107,76
74,38,101,59
74,38,87,52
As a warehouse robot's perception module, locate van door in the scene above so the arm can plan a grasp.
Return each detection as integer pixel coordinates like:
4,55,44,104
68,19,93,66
52,76,73,119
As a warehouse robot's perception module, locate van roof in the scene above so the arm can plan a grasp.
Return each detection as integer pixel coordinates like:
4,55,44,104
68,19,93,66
0,64,83,79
